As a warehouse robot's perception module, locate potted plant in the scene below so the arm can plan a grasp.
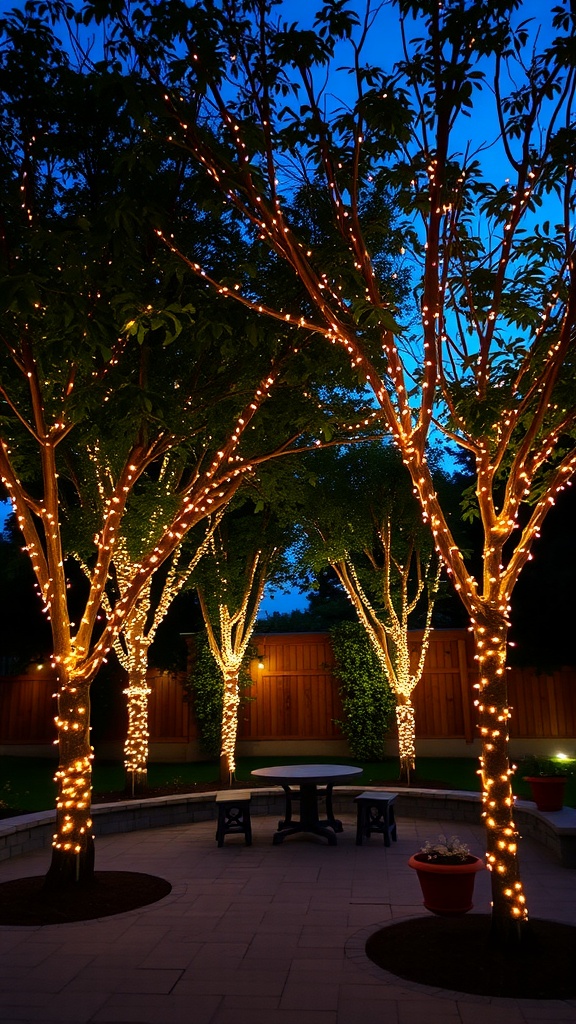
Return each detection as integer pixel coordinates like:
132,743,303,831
408,834,484,916
520,755,572,812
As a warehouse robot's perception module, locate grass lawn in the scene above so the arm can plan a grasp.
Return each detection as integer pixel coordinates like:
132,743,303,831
1,753,575,813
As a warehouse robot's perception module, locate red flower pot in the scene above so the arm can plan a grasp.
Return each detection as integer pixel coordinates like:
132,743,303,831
408,854,484,916
523,776,566,812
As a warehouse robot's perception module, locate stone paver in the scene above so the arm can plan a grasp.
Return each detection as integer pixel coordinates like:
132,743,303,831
0,810,575,1023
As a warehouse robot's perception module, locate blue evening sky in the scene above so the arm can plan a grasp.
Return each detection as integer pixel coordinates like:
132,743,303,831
0,0,559,616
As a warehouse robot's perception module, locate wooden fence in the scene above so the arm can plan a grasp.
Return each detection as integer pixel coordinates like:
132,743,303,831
0,667,55,745
507,665,576,740
239,633,344,741
0,666,200,748
1,630,576,751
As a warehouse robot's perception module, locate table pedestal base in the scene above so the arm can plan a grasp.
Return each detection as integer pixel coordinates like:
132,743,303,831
273,783,343,845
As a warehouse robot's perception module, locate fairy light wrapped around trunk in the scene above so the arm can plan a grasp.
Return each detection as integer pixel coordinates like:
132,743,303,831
205,593,260,784
123,681,152,788
117,596,152,789
97,475,224,793
473,618,528,929
220,665,242,778
395,701,416,774
47,672,95,885
197,543,274,785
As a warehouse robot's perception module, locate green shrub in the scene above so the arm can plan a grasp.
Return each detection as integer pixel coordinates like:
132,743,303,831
518,754,575,778
181,633,254,759
330,621,395,760
183,635,223,758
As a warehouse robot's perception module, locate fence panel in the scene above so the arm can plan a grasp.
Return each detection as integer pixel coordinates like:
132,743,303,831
147,670,194,743
508,666,576,739
0,672,56,744
1,631,576,746
406,630,475,739
240,633,344,740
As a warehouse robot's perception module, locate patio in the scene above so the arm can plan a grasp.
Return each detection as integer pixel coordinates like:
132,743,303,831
0,809,575,1024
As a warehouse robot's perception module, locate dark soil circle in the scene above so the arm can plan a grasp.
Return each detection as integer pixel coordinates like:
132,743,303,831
0,871,172,926
366,915,576,999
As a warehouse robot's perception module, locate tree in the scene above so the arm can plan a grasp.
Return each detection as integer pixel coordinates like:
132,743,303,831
189,496,295,783
104,495,224,795
293,442,445,781
0,7,360,886
96,0,576,941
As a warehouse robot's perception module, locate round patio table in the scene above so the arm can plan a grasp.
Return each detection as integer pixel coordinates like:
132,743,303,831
251,764,363,845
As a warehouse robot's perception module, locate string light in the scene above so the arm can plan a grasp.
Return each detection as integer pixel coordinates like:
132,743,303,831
198,542,274,780
332,540,442,777
474,619,528,923
147,22,576,937
0,304,305,872
8,1,576,928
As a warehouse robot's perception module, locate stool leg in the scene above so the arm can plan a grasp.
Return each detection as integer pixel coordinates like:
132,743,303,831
389,805,397,844
355,804,366,845
216,807,226,848
383,807,391,847
382,803,398,846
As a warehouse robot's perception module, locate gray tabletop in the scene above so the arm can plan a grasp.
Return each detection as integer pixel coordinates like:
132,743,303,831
251,764,363,785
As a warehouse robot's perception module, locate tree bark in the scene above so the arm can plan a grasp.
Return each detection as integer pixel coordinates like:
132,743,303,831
44,673,95,889
122,617,152,794
395,697,416,784
124,768,149,796
220,669,240,786
219,754,232,788
473,610,528,944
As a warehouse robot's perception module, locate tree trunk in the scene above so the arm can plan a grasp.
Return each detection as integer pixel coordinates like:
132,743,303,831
473,611,528,945
122,625,151,795
44,673,95,889
220,669,240,786
219,753,232,787
124,768,149,796
395,697,416,784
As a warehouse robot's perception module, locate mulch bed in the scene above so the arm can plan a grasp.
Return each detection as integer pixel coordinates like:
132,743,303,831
0,773,459,817
366,914,576,998
93,778,246,802
0,872,171,926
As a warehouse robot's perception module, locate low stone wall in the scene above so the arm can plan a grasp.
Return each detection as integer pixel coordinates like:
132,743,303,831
0,791,287,863
341,786,576,867
1,786,575,868
0,810,55,862
343,786,576,868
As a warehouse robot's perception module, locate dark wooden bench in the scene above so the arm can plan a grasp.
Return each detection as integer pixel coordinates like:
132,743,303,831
355,791,398,847
215,790,252,847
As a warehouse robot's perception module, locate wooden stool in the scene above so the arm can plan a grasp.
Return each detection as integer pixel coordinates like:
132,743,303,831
355,791,398,847
215,790,252,847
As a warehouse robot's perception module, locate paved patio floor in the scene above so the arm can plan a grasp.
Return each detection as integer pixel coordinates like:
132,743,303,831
0,810,575,1024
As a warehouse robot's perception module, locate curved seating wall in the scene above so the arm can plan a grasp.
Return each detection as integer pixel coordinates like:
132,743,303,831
1,786,575,867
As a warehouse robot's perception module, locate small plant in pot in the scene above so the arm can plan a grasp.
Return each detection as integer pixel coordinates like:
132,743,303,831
408,834,484,916
519,754,573,812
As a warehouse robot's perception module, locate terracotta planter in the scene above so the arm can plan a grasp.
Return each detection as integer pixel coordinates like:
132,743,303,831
523,776,566,812
408,853,484,916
